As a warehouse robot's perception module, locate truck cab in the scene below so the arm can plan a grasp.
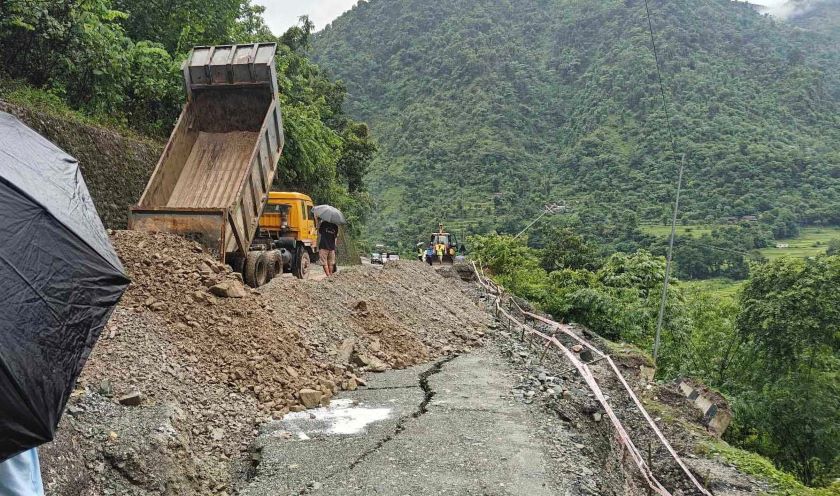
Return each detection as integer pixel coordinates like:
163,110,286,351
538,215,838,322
254,192,318,278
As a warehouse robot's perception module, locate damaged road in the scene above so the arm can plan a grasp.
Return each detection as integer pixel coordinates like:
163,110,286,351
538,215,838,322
241,350,564,495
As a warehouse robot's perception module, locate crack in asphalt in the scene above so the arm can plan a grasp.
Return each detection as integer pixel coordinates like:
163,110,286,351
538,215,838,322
349,354,458,469
296,354,459,494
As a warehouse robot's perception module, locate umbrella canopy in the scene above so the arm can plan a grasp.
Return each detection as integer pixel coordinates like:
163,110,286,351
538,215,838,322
0,112,129,461
312,204,346,225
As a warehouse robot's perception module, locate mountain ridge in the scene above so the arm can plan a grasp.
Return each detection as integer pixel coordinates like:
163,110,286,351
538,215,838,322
312,0,840,247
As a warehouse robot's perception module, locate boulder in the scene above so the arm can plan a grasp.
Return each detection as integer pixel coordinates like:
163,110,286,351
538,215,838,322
337,338,355,364
298,388,323,409
209,280,248,298
118,390,142,406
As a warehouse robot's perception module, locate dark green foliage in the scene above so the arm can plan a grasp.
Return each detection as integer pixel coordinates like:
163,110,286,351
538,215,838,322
312,0,840,248
827,238,840,255
737,257,839,376
0,3,376,230
469,233,690,366
540,228,601,272
727,256,840,486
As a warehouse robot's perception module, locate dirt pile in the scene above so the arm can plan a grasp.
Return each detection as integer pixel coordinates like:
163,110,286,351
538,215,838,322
40,231,488,495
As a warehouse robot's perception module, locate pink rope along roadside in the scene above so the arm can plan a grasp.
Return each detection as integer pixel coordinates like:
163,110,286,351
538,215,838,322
472,262,711,496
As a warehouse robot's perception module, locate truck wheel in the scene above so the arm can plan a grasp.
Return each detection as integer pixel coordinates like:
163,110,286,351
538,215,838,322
244,251,268,288
266,250,283,280
293,247,310,279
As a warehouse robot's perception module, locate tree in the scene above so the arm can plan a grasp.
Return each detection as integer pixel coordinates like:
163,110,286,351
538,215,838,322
730,256,840,485
737,256,839,374
540,228,600,272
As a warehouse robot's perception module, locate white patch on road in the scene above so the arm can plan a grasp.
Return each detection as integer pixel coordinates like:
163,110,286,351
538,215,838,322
282,399,392,437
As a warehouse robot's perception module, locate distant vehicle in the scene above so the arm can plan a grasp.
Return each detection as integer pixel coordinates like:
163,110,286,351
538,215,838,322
130,43,289,288
371,244,398,264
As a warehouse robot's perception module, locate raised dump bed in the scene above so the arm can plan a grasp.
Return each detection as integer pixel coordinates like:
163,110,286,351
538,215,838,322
130,43,283,268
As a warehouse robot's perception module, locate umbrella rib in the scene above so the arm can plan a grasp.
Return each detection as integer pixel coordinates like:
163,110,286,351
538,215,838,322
0,253,63,324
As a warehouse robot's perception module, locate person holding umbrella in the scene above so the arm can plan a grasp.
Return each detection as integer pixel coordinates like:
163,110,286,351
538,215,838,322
0,113,129,491
312,205,346,277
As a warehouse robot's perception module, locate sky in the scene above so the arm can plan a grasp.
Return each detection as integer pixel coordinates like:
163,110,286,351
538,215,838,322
258,0,359,34
256,0,802,36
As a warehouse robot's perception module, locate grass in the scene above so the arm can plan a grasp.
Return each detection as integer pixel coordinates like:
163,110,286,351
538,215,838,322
640,224,840,261
640,223,717,237
682,278,744,299
701,442,840,496
757,227,840,260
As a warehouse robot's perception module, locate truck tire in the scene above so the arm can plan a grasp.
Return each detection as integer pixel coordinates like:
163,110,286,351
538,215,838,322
293,247,310,279
266,250,283,280
244,251,268,288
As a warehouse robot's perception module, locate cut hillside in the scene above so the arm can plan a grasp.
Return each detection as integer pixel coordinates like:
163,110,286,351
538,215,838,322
39,231,488,495
312,0,840,246
0,100,161,229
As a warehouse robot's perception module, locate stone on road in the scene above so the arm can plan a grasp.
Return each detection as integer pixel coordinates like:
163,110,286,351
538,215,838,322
242,350,562,495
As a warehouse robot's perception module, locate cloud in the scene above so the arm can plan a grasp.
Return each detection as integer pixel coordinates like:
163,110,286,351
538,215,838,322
257,0,358,35
750,0,826,19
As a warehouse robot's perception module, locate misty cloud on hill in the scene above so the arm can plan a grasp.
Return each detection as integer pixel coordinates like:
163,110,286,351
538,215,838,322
750,0,837,19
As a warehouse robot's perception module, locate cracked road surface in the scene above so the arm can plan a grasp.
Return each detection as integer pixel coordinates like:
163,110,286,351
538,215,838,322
242,350,562,495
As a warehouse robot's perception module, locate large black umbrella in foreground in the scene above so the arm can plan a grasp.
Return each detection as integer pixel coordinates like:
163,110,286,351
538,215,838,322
0,112,129,461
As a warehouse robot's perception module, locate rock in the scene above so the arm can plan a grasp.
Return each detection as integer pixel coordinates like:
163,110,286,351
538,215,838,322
592,412,602,422
211,428,225,441
338,338,355,364
369,339,381,353
285,366,299,378
299,388,323,409
346,378,358,391
289,405,306,413
209,280,248,298
98,379,113,397
118,390,142,406
571,344,583,353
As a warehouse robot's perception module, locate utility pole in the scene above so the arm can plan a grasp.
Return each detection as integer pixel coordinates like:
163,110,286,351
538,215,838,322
653,153,686,365
514,202,567,240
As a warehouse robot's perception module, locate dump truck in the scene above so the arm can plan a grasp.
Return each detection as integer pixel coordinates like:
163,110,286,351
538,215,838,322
254,192,318,279
129,43,286,287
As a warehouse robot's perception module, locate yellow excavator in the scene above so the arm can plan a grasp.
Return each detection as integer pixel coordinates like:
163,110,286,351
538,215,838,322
428,223,462,264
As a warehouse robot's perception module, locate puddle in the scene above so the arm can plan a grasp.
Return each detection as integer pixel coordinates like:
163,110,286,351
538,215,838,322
282,399,392,437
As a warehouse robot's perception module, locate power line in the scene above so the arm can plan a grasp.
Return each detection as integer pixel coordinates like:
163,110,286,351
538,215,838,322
642,0,678,151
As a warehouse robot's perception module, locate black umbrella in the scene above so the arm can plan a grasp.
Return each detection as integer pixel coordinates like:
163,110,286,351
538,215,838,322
312,204,346,225
0,112,129,461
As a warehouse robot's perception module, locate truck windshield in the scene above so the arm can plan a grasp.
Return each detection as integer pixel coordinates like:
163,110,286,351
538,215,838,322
264,204,290,214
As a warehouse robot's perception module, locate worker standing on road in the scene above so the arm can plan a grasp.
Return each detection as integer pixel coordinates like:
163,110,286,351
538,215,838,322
318,220,338,277
435,242,444,264
425,244,435,265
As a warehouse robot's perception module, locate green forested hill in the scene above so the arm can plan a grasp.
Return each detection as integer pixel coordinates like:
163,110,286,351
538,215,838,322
312,0,840,247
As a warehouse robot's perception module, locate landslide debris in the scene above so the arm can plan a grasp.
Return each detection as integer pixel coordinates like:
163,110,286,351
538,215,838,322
40,231,488,495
